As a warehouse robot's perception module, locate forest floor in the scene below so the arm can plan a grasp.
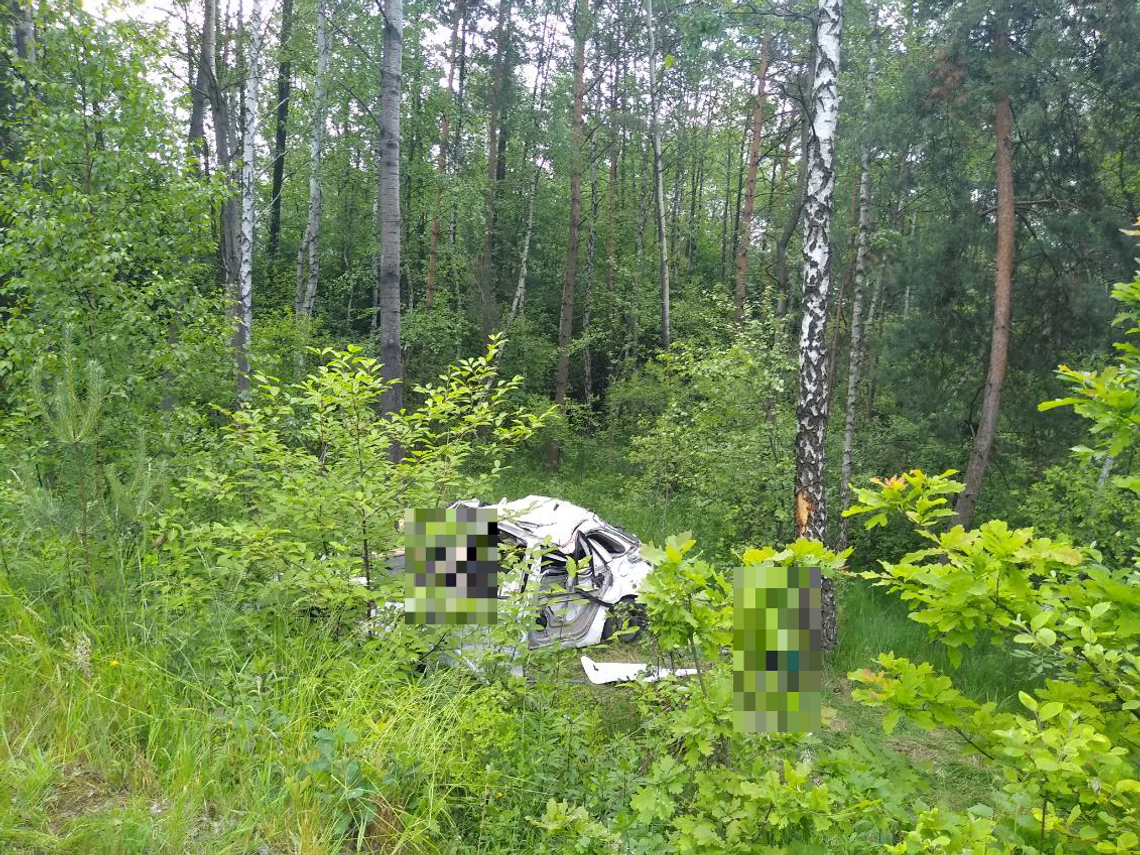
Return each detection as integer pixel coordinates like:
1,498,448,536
0,442,1032,854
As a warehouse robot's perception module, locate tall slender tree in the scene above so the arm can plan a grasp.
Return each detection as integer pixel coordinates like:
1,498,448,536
547,0,587,470
794,0,843,649
425,0,465,309
376,0,404,421
734,37,770,324
476,0,512,339
237,0,261,401
952,28,1015,530
295,0,329,319
645,0,670,350
266,0,293,262
837,55,876,550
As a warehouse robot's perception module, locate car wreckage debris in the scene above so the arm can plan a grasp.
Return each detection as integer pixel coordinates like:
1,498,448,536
579,655,698,685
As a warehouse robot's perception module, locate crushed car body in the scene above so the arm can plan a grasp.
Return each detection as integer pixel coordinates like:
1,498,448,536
448,495,652,650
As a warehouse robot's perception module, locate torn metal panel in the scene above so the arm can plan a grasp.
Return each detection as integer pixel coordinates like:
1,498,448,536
450,496,654,650
580,655,698,685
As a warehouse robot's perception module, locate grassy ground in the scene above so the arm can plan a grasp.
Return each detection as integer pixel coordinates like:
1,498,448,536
0,443,1028,853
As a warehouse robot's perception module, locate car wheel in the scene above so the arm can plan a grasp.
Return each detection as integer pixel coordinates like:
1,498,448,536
602,598,647,643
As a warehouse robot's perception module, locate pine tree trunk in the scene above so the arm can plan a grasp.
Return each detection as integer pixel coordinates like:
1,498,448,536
837,58,875,550
794,0,843,650
645,0,670,350
425,0,464,309
266,0,293,262
734,38,770,324
952,32,1015,531
377,0,404,424
237,0,261,402
546,0,586,471
477,0,511,339
295,0,328,318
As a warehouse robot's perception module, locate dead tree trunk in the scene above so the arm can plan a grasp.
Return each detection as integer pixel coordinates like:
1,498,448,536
794,0,843,650
546,0,587,471
952,31,1015,530
734,38,770,324
295,0,328,318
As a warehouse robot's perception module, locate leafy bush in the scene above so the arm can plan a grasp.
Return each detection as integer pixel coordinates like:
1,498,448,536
624,322,795,548
157,337,549,635
845,469,1140,853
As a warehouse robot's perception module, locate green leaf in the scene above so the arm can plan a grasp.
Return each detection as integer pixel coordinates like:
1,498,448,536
1038,702,1063,721
1018,691,1038,713
882,708,902,735
1035,627,1057,646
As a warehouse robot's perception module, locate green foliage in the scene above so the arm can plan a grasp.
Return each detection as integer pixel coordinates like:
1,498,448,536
624,322,795,548
1041,259,1140,495
847,472,1140,853
639,533,731,658
158,337,549,634
298,726,380,840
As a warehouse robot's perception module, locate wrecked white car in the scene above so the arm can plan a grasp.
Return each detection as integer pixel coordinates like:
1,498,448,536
448,495,652,650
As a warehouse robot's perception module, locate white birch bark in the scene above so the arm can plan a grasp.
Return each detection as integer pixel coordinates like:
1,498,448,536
645,0,670,350
794,0,844,649
237,0,261,400
837,57,875,550
295,0,328,318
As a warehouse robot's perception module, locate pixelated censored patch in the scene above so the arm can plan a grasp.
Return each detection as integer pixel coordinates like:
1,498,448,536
404,507,498,625
733,563,822,732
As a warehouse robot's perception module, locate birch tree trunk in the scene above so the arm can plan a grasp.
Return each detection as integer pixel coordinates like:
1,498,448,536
734,38,770,324
775,76,811,318
266,0,293,262
645,0,670,350
425,0,464,309
295,0,328,319
376,0,404,421
952,30,1015,530
546,0,586,471
837,57,875,550
476,0,512,338
503,164,541,334
236,0,261,402
794,0,843,650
